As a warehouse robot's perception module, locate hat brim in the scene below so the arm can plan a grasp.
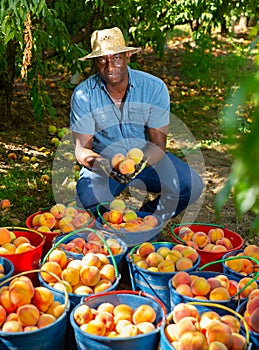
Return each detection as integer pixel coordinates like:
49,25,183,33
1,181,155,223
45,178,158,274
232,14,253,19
78,46,141,61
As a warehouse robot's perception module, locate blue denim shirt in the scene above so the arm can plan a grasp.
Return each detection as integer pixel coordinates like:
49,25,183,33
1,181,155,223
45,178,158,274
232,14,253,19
70,67,170,158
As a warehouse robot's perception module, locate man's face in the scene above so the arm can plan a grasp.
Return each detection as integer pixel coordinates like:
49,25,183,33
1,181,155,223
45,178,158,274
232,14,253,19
94,52,130,86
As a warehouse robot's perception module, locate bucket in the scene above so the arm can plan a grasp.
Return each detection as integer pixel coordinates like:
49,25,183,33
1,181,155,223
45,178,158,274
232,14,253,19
26,207,95,257
0,269,70,350
169,270,245,314
171,222,244,272
223,250,259,286
126,242,200,312
160,301,251,350
236,300,259,350
70,290,167,350
39,228,121,309
0,256,14,286
95,202,164,247
0,227,44,275
52,230,127,267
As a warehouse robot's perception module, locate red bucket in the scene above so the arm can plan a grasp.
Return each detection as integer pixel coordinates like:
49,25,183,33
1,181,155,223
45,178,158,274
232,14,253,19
171,223,244,272
0,227,44,274
26,207,95,257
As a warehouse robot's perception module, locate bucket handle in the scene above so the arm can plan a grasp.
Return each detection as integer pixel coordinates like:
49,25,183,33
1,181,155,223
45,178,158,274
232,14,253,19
0,269,69,312
199,255,259,299
83,289,167,323
42,227,119,278
4,226,45,240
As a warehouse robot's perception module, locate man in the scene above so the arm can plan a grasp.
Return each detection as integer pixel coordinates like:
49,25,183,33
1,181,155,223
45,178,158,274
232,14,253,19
70,27,204,221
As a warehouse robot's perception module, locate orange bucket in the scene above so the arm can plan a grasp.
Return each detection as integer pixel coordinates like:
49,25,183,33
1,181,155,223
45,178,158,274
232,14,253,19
26,208,95,256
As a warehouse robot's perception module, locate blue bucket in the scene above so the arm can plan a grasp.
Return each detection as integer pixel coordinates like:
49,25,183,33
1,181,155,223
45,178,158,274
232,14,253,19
223,250,259,287
126,242,200,312
0,257,14,286
52,231,127,267
236,300,259,350
169,270,244,314
0,269,70,350
70,290,167,350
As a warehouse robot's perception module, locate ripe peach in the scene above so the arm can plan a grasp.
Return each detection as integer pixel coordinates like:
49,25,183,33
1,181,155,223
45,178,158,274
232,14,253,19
40,261,62,283
32,214,42,227
123,209,138,222
72,212,92,228
172,303,199,324
2,320,23,332
111,153,126,169
172,271,192,288
15,242,35,254
24,326,39,332
143,215,158,227
73,285,94,295
178,226,194,242
127,148,144,164
82,253,101,268
17,304,40,326
229,333,246,350
95,311,115,332
250,308,259,332
240,258,254,275
225,258,243,273
0,228,12,245
74,304,93,326
137,242,155,258
208,341,228,350
65,206,79,218
99,264,115,282
237,277,258,298
83,319,106,336
156,246,171,258
178,330,207,350
1,243,16,254
94,279,112,293
207,228,224,244
206,320,233,348
95,253,110,266
212,245,227,252
37,226,52,233
146,252,164,267
191,231,210,248
120,323,139,337
53,280,72,293
39,212,56,229
215,237,233,250
191,277,211,296
209,287,230,301
66,259,83,271
207,277,222,290
176,283,193,297
246,296,259,315
48,249,68,268
69,237,87,253
9,276,34,307
0,304,6,327
158,260,175,273
181,246,199,263
84,241,102,254
247,288,259,300
118,158,136,175
50,203,67,219
175,257,193,271
202,243,215,252
32,286,54,312
199,311,220,330
166,250,182,263
132,304,156,324
113,304,134,323
46,300,62,316
105,238,123,256
108,210,123,224
137,321,156,334
135,259,149,270
228,279,238,297
175,316,198,339
80,265,100,286
0,289,16,313
164,323,178,342
220,314,240,333
215,275,230,289
115,319,132,334
97,302,115,314
12,236,30,247
61,267,80,286
37,313,56,328
243,244,259,261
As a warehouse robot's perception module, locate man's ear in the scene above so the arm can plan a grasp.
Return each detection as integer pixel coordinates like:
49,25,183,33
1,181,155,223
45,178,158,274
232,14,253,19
125,52,131,62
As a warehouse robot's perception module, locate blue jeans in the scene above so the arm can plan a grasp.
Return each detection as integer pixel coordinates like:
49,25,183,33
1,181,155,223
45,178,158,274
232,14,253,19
76,152,204,221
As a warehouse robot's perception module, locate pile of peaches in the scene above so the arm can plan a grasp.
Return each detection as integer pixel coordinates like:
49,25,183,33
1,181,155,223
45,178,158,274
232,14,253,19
58,231,124,257
171,270,258,301
110,147,145,175
224,244,259,278
164,303,247,350
130,242,199,273
0,228,36,255
100,199,159,232
29,203,93,234
73,301,157,337
40,246,116,295
242,289,259,333
176,226,234,252
0,275,66,333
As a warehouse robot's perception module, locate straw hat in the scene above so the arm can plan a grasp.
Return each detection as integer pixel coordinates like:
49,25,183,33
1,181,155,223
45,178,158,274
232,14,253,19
79,27,141,60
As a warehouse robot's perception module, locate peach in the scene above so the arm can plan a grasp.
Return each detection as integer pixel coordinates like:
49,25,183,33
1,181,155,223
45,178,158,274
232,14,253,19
0,199,11,209
246,288,259,300
48,249,68,268
72,212,92,228
137,242,155,258
32,286,54,312
66,259,83,271
208,342,228,350
74,304,93,326
80,265,100,286
206,320,233,348
95,311,115,332
32,214,42,227
9,276,34,307
172,303,199,323
83,319,106,336
123,209,138,222
202,243,215,252
50,203,67,219
164,323,178,342
191,277,211,296
178,226,194,242
176,284,193,297
82,252,101,268
175,257,193,271
109,199,126,211
173,244,189,253
207,277,222,290
146,252,164,267
166,250,182,263
115,319,132,334
12,236,30,247
212,245,227,252
105,239,123,256
94,279,112,293
135,259,149,270
97,302,115,314
225,258,243,273
84,241,102,254
250,308,259,332
0,289,16,313
99,264,115,282
37,226,52,233
229,333,246,350
40,261,62,283
207,228,224,243
191,231,210,248
2,320,23,332
137,321,156,334
181,246,199,263
209,287,230,301
178,330,207,350
70,237,87,252
39,212,56,229
65,206,79,218
111,153,126,169
246,296,259,315
73,285,94,295
46,300,62,316
175,316,198,339
1,243,16,254
243,244,259,261
53,280,72,293
58,215,74,227
0,228,12,245
61,267,80,286
95,253,110,266
215,237,233,250
24,326,39,332
127,148,144,164
172,271,192,288
15,242,35,253
143,215,158,227
186,241,199,249
37,313,56,328
158,260,175,273
156,246,171,258
220,314,240,333
228,279,238,297
120,323,139,337
108,210,123,224
240,258,254,275
199,311,220,330
113,304,134,323
132,304,156,324
215,275,230,289
237,277,258,298
0,304,6,327
17,304,40,326
118,158,136,175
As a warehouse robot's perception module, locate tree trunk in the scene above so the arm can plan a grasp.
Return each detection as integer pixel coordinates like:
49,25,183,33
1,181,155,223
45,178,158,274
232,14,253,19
0,40,17,122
